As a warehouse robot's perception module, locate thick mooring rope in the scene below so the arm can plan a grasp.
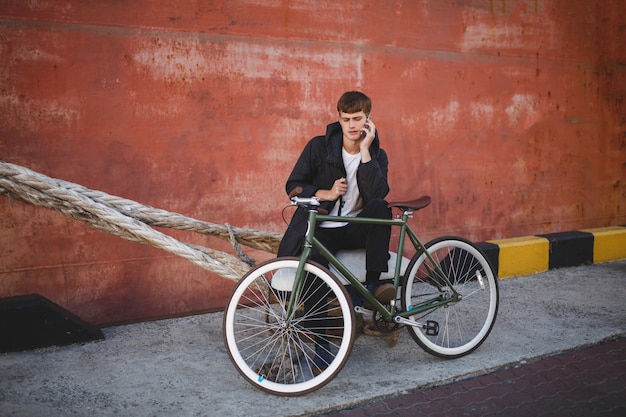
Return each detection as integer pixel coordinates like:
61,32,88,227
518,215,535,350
0,161,283,281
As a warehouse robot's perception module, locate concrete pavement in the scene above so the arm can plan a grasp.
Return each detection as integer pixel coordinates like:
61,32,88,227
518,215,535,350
0,260,625,417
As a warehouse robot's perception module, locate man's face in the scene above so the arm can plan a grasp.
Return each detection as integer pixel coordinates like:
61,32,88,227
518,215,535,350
338,111,368,141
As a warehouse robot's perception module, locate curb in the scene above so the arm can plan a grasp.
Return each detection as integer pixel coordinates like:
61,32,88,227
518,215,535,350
476,225,626,278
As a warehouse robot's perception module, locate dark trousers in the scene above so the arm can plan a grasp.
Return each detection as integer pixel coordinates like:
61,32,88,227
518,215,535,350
310,198,392,283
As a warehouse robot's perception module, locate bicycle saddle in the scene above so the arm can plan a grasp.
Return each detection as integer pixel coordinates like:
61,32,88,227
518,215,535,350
387,195,431,212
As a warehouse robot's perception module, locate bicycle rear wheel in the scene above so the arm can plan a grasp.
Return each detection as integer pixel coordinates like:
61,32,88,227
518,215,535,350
223,257,355,396
401,237,498,358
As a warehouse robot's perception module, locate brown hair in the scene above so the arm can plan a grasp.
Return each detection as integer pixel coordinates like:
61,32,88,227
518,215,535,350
337,91,371,116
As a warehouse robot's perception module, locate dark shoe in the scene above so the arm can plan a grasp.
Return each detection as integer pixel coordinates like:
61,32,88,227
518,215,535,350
312,342,332,376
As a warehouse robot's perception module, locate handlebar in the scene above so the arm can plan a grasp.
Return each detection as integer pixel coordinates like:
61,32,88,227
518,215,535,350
289,187,321,208
288,186,325,212
291,196,320,206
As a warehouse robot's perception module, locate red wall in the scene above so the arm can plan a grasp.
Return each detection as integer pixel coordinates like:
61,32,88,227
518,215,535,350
1,1,624,324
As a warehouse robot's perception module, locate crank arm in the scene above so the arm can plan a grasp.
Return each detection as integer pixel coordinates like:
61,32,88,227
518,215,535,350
354,306,373,315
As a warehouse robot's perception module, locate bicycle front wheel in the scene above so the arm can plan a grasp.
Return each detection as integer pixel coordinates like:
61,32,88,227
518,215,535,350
401,237,498,358
223,257,355,396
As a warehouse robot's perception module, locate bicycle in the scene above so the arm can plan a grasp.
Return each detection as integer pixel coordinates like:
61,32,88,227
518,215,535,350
223,190,499,396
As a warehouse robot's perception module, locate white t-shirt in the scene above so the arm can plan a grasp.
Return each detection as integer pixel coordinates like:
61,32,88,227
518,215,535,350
320,148,363,228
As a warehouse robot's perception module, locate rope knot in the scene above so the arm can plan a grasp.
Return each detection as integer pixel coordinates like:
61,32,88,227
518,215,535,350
225,223,256,267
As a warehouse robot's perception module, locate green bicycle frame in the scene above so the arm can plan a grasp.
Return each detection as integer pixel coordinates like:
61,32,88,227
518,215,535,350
285,206,461,322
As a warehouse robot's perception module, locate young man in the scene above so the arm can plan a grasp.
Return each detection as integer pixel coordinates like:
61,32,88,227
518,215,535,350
278,90,394,307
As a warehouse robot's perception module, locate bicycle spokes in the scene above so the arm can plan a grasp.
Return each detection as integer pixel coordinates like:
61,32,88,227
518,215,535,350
223,259,355,396
401,238,499,359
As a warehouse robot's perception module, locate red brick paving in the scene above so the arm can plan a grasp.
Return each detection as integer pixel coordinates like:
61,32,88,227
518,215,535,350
314,336,626,417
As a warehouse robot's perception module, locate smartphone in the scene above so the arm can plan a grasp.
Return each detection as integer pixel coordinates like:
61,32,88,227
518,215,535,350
360,115,372,139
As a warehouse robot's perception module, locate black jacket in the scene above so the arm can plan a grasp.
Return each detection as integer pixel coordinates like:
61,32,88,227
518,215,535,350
277,121,390,256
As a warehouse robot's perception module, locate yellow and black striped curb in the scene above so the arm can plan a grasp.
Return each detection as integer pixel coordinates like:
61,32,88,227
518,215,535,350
475,226,626,279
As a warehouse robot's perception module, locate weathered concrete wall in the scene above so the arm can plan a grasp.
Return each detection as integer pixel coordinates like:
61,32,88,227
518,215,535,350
1,1,624,324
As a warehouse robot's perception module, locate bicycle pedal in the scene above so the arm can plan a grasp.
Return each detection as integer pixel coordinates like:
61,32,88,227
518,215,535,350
425,320,439,336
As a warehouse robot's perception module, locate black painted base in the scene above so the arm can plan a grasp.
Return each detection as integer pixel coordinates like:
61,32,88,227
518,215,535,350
0,294,104,353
